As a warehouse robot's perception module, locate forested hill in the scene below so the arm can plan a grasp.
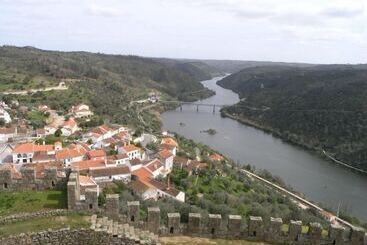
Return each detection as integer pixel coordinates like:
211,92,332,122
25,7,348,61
218,65,367,171
0,45,221,131
0,46,214,101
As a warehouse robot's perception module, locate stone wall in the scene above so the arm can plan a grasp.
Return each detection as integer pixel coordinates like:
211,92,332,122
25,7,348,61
0,228,151,245
0,209,68,225
106,200,366,245
0,167,66,192
66,171,367,245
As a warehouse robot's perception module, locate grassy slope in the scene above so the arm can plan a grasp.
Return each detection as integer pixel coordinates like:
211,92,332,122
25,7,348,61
0,190,67,216
0,214,89,237
218,65,367,170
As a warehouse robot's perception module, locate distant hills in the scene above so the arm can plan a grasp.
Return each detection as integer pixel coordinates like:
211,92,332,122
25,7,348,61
218,65,367,171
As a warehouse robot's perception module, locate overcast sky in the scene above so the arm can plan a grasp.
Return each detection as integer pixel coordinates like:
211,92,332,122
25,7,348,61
0,0,366,64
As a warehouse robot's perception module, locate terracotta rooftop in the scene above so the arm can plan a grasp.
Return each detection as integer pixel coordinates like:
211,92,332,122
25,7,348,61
32,151,56,162
71,159,106,171
87,150,106,158
88,165,131,178
79,175,97,186
129,179,153,193
132,167,153,181
13,143,54,154
107,154,129,161
209,153,224,161
56,148,86,160
161,137,178,147
157,149,173,159
145,159,163,173
121,144,140,153
63,118,77,129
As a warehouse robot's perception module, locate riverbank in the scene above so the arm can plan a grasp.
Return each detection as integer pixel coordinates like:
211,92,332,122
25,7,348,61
220,110,367,176
161,76,367,222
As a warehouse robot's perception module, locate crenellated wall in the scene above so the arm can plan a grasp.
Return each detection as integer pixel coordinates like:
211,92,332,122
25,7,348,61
0,167,66,191
101,197,366,245
65,171,367,245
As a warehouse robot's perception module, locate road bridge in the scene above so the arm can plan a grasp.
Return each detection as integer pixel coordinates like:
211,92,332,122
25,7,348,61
159,100,231,113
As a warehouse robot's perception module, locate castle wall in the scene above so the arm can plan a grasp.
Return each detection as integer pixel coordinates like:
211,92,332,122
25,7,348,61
0,168,65,192
64,171,367,245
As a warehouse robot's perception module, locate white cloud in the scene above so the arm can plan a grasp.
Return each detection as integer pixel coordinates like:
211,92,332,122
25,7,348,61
86,3,121,17
0,0,366,63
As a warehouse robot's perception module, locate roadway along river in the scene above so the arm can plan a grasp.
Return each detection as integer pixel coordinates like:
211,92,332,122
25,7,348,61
162,76,367,222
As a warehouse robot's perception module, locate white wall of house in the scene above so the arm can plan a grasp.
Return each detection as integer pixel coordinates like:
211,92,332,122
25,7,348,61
64,155,84,167
141,188,158,200
116,158,129,165
12,152,33,164
93,174,131,183
130,164,142,172
164,156,174,171
0,110,11,123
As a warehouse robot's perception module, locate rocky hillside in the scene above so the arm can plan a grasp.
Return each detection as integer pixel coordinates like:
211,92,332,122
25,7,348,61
218,65,367,171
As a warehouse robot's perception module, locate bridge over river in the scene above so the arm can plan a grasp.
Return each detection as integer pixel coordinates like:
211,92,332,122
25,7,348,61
159,100,230,113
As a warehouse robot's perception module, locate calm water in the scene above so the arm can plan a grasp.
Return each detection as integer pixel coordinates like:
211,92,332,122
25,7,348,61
162,76,367,221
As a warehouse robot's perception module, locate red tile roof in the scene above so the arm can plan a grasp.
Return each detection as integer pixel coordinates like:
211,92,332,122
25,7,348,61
79,175,97,186
56,148,86,160
87,150,106,158
88,165,130,178
63,118,77,129
132,167,153,181
157,149,173,159
122,144,140,153
161,137,178,147
13,143,54,154
209,153,224,161
71,159,106,171
145,159,163,173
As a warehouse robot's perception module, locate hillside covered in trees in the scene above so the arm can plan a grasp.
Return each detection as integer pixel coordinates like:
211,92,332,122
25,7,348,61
0,46,220,131
218,65,367,171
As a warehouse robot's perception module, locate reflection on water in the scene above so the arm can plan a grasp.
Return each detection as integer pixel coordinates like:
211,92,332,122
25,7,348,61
162,76,367,221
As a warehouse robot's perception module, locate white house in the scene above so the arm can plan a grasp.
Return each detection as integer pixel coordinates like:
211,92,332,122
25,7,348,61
56,147,86,167
107,154,130,166
0,108,11,124
157,149,174,173
144,159,165,178
61,118,79,136
88,165,131,183
70,104,93,118
118,144,142,160
12,142,62,164
0,127,16,143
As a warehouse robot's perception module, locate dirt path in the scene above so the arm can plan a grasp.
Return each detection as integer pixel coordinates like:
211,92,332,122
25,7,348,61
1,83,68,95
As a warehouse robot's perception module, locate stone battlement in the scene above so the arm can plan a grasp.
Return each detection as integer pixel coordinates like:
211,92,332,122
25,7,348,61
66,171,366,245
0,165,66,191
103,198,366,245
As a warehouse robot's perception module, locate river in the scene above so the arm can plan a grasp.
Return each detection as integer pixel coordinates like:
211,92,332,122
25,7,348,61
161,76,367,222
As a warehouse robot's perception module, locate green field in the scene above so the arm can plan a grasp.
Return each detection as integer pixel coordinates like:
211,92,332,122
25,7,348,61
0,190,67,216
0,214,90,237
